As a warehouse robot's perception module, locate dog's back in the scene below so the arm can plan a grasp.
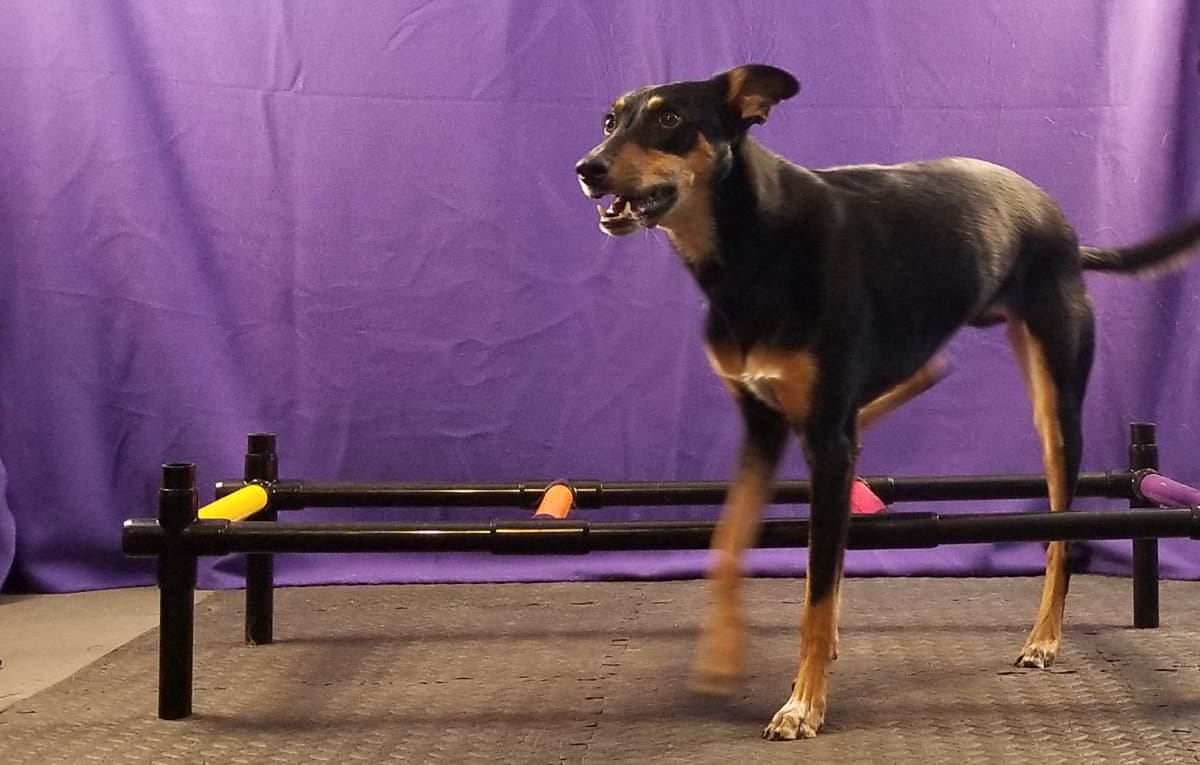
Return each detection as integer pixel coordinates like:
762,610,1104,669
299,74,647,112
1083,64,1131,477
814,156,1077,293
737,151,1081,388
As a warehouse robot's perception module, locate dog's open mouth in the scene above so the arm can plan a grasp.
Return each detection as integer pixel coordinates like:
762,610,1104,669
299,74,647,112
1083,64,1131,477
595,185,678,235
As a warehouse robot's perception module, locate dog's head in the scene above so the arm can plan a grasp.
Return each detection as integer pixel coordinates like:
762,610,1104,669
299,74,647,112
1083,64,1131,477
575,64,800,236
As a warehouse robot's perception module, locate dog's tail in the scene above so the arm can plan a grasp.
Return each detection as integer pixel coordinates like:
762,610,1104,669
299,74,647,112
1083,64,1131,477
1080,218,1200,275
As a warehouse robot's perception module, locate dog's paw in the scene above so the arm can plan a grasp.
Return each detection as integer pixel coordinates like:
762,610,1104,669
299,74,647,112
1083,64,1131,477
690,666,740,697
1014,639,1058,669
762,694,823,741
690,621,744,696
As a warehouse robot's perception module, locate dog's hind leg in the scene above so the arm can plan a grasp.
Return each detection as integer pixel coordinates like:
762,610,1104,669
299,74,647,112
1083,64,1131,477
1006,277,1095,668
857,353,951,431
692,387,789,694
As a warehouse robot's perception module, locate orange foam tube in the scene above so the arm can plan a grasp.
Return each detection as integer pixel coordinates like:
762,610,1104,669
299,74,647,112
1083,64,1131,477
533,483,574,519
197,484,269,522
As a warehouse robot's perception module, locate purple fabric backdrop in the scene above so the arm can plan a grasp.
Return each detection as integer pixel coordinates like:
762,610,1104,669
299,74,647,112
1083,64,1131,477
0,1,1197,593
0,459,12,587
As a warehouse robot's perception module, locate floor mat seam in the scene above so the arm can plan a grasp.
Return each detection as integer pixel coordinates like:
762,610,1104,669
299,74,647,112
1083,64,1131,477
576,582,647,764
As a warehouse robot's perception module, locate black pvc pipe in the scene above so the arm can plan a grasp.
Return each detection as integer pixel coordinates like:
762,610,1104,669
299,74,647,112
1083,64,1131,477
156,462,198,721
243,433,278,646
250,471,1133,511
1130,423,1160,628
122,506,1200,558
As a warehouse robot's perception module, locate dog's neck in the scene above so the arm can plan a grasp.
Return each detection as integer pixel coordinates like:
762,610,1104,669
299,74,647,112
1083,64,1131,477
660,201,716,268
722,136,822,223
656,143,723,268
661,137,820,286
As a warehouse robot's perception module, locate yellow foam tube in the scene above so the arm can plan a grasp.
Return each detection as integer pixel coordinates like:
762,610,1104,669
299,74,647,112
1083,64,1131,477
198,484,269,522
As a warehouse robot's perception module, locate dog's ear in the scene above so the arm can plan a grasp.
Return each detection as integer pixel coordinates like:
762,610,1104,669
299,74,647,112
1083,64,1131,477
712,64,800,127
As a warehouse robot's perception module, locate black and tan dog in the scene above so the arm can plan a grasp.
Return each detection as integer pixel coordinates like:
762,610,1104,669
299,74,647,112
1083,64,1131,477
575,64,1200,740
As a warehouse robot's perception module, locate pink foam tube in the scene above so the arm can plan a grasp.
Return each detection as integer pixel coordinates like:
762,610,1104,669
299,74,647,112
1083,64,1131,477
1138,472,1200,508
850,478,887,514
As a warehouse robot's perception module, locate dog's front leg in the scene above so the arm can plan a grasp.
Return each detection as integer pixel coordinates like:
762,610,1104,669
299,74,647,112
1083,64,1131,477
692,389,788,694
763,406,855,741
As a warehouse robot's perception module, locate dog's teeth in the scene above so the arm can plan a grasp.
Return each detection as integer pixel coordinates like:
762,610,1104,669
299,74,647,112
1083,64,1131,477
596,204,606,216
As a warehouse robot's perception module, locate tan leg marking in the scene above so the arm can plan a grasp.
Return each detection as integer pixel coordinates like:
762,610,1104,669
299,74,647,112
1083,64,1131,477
763,575,839,740
694,345,818,692
693,456,773,694
1008,320,1071,668
831,575,843,661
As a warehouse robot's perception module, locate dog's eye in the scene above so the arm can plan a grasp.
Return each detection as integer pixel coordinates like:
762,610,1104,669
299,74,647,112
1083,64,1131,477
603,113,617,135
658,110,680,129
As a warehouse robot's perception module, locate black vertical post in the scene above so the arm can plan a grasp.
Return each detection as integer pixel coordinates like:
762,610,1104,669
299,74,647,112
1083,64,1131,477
244,433,278,645
1129,422,1160,628
157,462,199,720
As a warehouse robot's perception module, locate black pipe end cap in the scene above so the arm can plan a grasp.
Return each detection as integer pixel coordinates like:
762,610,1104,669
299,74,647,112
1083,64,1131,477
161,463,196,491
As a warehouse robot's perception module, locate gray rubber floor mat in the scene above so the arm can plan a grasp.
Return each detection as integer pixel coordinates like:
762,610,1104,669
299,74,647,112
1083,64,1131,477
3,576,1200,764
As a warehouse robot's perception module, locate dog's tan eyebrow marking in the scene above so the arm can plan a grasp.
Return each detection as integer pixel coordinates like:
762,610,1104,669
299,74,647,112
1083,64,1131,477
646,95,665,109
613,95,628,112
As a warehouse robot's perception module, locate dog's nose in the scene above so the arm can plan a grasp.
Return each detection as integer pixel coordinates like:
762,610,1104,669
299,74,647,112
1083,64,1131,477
575,157,609,186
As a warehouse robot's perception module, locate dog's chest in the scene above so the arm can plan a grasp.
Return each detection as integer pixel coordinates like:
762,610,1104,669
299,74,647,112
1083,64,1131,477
705,344,819,420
